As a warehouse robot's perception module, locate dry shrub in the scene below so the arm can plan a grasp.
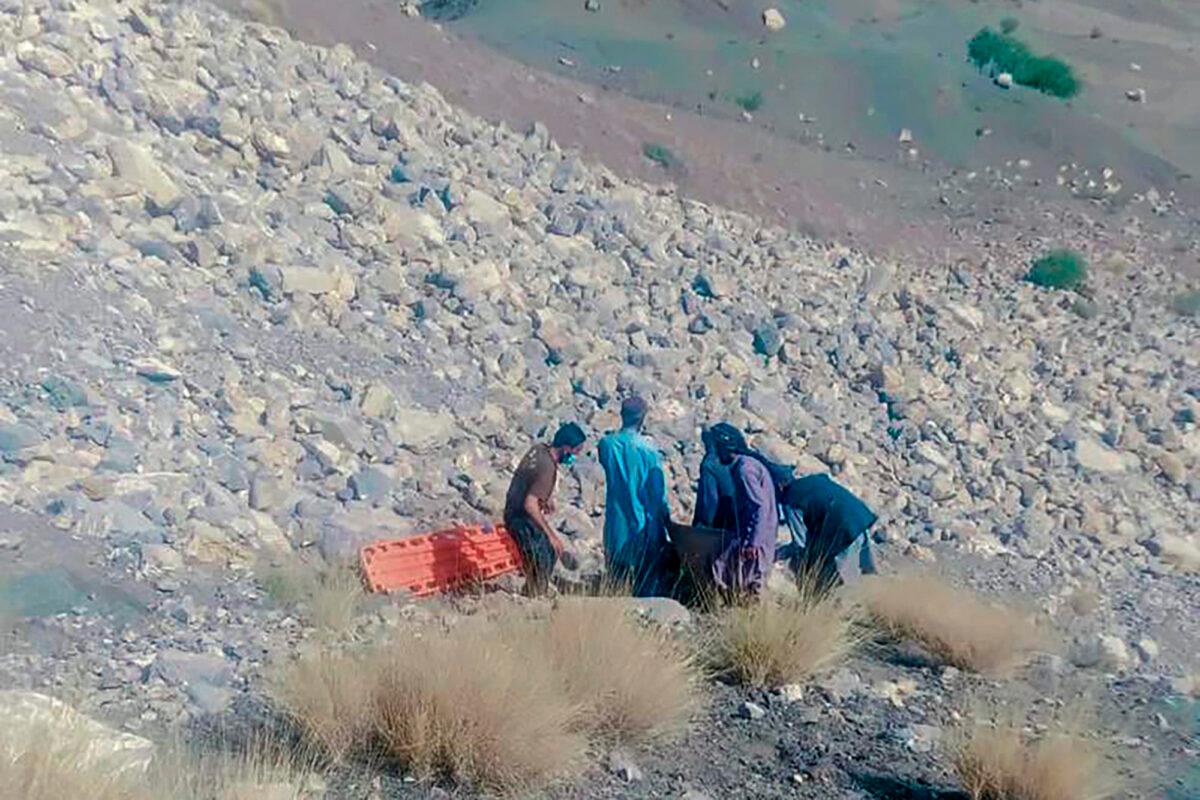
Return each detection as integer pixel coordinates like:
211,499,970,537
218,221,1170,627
953,723,1117,800
273,600,698,792
146,738,318,800
257,558,365,632
0,717,316,800
710,577,859,687
537,598,700,741
309,566,366,632
270,649,378,761
0,723,145,800
373,622,585,792
858,574,1043,675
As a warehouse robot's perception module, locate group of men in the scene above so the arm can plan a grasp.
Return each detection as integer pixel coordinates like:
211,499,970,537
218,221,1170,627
502,397,878,600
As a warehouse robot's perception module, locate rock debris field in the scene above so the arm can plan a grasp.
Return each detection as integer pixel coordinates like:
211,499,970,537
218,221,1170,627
0,0,1196,798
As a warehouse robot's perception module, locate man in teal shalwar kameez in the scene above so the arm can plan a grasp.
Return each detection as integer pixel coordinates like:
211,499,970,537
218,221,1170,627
598,396,670,596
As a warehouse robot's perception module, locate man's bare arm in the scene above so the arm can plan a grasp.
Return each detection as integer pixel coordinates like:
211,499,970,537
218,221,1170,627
524,493,563,554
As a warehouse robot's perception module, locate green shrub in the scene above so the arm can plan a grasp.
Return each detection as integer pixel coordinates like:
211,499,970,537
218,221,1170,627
1025,249,1088,290
735,90,764,112
642,142,680,170
1171,290,1200,317
968,28,1081,98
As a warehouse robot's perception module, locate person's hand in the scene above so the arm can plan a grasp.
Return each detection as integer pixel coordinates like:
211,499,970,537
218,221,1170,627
542,496,557,515
548,530,565,558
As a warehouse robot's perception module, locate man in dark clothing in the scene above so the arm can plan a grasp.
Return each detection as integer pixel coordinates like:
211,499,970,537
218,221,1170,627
695,423,879,594
699,423,779,599
781,473,878,589
694,426,737,531
503,422,587,595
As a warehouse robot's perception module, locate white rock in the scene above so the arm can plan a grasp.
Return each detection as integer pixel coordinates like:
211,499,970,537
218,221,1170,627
1133,638,1159,663
763,8,786,31
1075,438,1126,473
739,700,767,720
389,408,457,453
996,72,1014,89
108,141,181,209
1072,634,1131,672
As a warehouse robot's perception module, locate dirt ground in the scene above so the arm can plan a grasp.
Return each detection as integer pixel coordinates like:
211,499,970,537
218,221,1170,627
233,0,1200,277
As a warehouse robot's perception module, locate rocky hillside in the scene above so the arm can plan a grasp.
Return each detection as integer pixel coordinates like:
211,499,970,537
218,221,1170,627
0,0,1197,721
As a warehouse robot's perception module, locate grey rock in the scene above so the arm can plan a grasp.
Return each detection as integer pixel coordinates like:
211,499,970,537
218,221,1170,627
607,748,644,782
0,423,41,454
738,701,767,720
350,466,394,504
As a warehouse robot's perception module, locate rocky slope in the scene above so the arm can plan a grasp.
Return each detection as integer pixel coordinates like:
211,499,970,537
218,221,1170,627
0,0,1197,791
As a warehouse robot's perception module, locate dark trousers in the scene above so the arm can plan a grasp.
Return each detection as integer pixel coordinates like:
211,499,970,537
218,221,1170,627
506,515,557,595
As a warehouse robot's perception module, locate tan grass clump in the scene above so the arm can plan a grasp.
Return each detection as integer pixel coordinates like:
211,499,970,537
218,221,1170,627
537,598,700,741
953,723,1117,800
858,574,1043,675
711,577,859,688
1,717,316,800
373,622,586,792
0,724,145,800
273,601,700,792
270,649,378,761
257,558,365,632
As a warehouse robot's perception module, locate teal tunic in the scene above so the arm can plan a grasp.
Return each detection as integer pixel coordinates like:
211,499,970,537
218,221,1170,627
597,428,669,593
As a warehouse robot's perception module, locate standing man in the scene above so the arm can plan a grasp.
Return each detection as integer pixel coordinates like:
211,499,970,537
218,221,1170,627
503,422,587,596
704,423,780,600
597,396,670,595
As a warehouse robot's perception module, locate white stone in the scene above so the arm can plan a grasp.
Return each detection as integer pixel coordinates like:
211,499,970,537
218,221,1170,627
763,9,786,31
108,141,181,209
1075,438,1126,473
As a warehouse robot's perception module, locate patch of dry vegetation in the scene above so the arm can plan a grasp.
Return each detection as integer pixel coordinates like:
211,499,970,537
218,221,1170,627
257,558,365,632
374,622,585,791
710,577,859,688
0,725,144,800
272,601,699,792
953,723,1118,800
269,649,377,761
0,719,316,800
536,599,700,741
858,574,1044,675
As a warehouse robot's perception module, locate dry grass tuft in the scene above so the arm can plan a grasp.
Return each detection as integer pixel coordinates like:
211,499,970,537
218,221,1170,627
273,600,699,792
373,622,586,791
857,574,1044,675
1,717,316,800
270,649,378,761
710,577,859,688
537,599,700,741
0,724,145,800
953,723,1118,800
257,558,365,632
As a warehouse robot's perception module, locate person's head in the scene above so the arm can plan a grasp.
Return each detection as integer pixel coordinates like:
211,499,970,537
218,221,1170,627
619,395,649,431
707,422,747,465
551,422,587,465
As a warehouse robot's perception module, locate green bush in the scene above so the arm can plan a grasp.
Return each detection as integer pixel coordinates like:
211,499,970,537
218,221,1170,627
735,90,764,112
642,142,680,170
968,28,1081,98
1025,249,1088,290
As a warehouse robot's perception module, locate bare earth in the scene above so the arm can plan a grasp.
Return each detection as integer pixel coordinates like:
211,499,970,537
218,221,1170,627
245,0,1200,276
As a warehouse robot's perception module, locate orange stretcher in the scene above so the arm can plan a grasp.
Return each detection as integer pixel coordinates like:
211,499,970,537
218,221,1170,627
359,524,524,596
